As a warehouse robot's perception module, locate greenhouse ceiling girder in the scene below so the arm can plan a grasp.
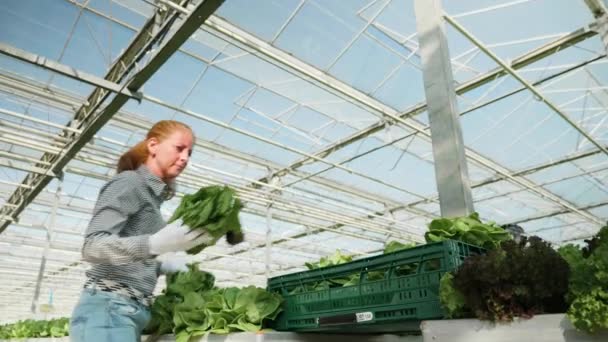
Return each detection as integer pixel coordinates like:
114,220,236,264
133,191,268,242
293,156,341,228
0,43,140,100
0,0,226,233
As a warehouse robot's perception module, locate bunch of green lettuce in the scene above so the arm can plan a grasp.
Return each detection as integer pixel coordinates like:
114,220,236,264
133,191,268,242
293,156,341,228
290,242,420,294
425,212,511,249
171,286,283,341
383,241,417,254
383,241,419,276
0,317,69,339
146,264,216,336
559,226,608,333
169,185,244,254
451,236,569,321
145,264,282,341
286,251,357,293
304,250,353,270
439,273,467,319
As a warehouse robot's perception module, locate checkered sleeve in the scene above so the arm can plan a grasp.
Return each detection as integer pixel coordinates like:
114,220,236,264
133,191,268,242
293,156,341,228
82,172,152,265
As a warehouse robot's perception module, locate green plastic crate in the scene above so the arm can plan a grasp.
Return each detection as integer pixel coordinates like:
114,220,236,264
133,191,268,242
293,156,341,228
267,240,484,332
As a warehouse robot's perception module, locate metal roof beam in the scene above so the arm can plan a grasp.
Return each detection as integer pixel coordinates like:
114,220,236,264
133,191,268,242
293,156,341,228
0,43,141,100
0,70,85,110
473,147,607,189
0,159,54,177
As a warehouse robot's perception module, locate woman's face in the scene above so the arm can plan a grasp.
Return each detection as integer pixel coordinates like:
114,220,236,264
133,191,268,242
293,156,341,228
147,129,194,181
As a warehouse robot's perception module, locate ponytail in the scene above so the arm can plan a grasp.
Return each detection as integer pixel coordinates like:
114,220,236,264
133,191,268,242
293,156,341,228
117,140,149,173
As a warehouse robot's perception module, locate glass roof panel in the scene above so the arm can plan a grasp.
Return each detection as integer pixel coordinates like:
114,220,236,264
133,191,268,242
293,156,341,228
588,204,608,220
474,189,563,223
273,1,365,70
542,170,608,207
0,1,77,59
216,0,302,42
444,0,593,64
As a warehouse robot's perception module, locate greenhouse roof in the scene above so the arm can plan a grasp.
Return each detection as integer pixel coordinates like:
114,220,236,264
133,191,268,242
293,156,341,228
0,0,607,322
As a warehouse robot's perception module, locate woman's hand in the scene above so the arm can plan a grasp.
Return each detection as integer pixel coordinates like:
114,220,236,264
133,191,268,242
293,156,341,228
149,221,213,255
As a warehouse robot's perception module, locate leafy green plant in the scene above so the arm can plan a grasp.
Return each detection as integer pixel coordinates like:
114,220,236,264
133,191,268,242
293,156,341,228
289,242,420,294
286,251,357,293
425,212,511,249
452,236,569,321
568,288,608,333
559,225,608,333
304,250,353,270
383,241,416,254
145,264,282,341
439,273,467,319
169,185,244,254
0,317,69,339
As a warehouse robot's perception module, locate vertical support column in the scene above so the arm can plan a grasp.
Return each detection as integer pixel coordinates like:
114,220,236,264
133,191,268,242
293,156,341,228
414,0,474,217
265,204,273,280
31,172,63,313
264,174,281,281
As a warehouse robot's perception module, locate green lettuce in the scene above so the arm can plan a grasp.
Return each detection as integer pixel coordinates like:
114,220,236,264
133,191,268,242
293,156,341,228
425,212,511,249
145,265,282,341
560,226,608,333
439,273,467,318
0,318,69,339
383,241,416,254
169,185,244,254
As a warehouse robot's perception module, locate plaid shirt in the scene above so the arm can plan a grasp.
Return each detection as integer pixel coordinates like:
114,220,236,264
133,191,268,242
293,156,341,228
82,165,172,298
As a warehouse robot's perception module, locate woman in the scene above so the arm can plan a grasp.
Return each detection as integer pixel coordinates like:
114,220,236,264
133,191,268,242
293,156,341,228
70,120,211,341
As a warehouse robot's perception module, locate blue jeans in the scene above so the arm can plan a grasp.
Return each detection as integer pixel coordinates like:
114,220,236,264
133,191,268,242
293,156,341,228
70,288,151,342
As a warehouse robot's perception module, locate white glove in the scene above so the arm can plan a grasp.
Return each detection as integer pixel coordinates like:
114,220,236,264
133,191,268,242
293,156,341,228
158,254,191,274
149,221,214,255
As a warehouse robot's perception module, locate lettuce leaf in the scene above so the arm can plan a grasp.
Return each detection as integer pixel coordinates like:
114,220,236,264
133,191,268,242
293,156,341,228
425,213,511,249
146,264,283,340
561,226,608,333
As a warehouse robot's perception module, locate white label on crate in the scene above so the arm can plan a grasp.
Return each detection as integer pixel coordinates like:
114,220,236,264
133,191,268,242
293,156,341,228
356,312,374,323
